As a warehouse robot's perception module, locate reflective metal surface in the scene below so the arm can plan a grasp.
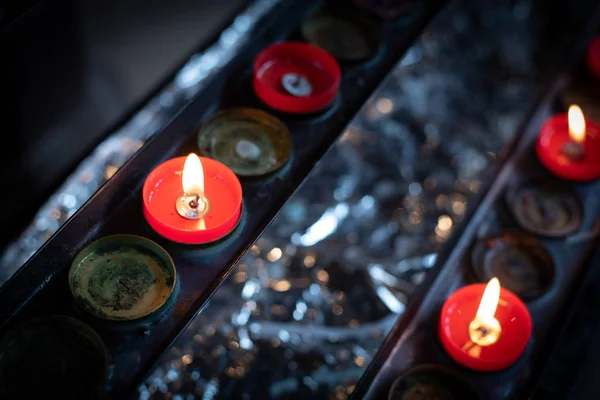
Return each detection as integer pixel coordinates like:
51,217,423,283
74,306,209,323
140,0,555,398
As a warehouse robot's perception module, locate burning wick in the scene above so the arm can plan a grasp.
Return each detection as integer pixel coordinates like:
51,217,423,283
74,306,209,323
176,154,210,225
468,278,502,346
562,105,586,161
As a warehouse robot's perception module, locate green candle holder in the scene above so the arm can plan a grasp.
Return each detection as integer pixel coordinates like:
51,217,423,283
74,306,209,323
197,108,292,177
69,234,177,322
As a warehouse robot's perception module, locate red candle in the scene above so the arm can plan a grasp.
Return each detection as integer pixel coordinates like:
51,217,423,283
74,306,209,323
586,36,600,79
439,278,532,372
143,154,242,244
253,41,341,114
536,105,600,182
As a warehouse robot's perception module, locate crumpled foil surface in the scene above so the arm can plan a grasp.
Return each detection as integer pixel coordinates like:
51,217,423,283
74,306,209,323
139,0,553,398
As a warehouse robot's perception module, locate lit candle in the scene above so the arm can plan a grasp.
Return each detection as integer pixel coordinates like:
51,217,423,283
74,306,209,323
535,104,600,181
143,153,242,244
253,42,341,114
439,278,532,371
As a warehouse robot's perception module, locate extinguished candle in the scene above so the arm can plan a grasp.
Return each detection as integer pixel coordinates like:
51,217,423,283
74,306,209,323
253,42,341,114
439,278,532,372
143,153,242,244
536,105,600,182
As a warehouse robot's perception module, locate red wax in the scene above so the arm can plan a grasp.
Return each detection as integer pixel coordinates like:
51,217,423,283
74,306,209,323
586,36,600,79
253,41,341,114
143,157,242,244
439,284,532,372
535,114,600,182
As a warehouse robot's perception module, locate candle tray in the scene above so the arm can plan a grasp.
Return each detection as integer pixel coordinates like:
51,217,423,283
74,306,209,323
351,9,600,400
530,63,600,400
0,0,445,399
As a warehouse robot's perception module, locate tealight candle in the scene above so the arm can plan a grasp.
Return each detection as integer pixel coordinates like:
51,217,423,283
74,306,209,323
143,153,242,244
439,278,532,371
253,41,341,114
536,105,600,181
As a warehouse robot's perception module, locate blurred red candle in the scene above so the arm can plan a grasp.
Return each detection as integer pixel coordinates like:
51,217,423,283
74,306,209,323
253,42,341,114
439,278,532,372
536,105,600,182
143,154,242,244
586,36,600,79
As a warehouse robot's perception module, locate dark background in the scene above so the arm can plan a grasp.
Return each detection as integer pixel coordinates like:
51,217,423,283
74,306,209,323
0,0,246,252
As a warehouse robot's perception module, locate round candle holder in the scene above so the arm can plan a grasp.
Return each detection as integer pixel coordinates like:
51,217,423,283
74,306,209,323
253,41,341,114
143,156,243,244
439,283,532,372
388,365,480,400
535,114,600,182
586,36,600,80
505,181,582,237
470,232,555,300
197,108,292,177
0,315,107,400
70,235,177,322
301,9,379,62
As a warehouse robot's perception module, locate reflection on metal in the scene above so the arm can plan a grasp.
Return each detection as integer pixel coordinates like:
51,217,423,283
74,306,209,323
292,203,349,247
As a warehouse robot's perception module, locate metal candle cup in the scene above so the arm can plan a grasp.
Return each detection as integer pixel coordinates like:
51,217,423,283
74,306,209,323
69,234,177,322
388,365,480,400
470,232,555,300
505,181,583,238
197,108,292,177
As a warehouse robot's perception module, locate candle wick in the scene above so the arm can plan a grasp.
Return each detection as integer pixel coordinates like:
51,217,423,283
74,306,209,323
476,325,489,339
562,141,585,161
188,195,200,209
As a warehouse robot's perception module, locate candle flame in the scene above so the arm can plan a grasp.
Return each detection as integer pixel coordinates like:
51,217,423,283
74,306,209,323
475,277,500,324
568,105,586,144
468,278,502,346
182,153,204,194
